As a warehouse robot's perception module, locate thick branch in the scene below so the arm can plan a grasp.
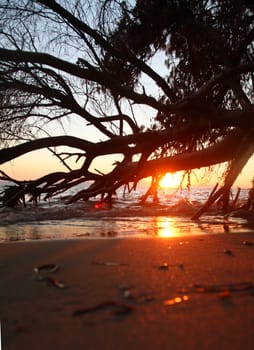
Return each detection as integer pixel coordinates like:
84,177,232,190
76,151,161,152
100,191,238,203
65,129,244,203
0,136,93,164
136,129,244,179
0,114,249,168
0,48,168,112
37,0,175,99
2,49,253,116
99,114,139,133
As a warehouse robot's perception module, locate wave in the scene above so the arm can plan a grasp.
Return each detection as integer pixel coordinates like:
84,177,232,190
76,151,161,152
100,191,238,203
0,186,253,242
0,197,202,225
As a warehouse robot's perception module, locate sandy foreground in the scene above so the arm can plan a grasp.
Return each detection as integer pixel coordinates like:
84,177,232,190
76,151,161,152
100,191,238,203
1,233,254,350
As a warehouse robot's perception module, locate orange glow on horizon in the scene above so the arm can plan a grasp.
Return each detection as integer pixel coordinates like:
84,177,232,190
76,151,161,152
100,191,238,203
1,151,254,189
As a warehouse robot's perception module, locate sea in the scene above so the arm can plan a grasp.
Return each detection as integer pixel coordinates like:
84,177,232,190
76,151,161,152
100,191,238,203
0,182,253,242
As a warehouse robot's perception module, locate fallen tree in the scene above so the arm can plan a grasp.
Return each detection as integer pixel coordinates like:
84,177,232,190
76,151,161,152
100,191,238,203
0,0,254,215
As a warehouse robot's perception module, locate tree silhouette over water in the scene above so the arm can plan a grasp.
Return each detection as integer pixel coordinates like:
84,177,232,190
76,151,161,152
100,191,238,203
0,0,254,214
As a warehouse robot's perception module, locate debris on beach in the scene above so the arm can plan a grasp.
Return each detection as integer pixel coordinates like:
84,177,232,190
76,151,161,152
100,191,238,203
91,261,128,266
118,284,155,303
156,262,169,270
154,262,184,270
223,249,233,255
44,276,65,289
118,284,135,299
242,240,253,246
163,295,189,307
177,281,254,294
179,241,189,245
33,263,65,288
72,301,133,317
33,264,59,274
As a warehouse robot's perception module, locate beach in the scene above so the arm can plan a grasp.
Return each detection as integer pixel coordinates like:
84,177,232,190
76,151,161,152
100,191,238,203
1,233,254,350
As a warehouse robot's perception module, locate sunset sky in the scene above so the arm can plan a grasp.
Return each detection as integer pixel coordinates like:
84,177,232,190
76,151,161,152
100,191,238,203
1,92,253,189
1,144,253,189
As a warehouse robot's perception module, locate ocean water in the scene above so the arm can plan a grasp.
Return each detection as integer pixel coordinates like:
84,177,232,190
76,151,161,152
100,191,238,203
0,183,253,242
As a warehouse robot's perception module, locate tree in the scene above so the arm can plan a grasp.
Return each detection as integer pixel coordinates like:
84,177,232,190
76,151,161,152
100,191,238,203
0,0,254,214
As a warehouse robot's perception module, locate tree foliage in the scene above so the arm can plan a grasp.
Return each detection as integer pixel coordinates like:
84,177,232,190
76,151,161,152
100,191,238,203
0,0,254,211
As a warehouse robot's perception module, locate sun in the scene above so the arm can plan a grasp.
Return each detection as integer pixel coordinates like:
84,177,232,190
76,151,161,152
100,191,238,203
159,173,180,189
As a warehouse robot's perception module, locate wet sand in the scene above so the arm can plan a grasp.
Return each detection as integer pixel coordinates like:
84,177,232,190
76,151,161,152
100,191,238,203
1,233,254,350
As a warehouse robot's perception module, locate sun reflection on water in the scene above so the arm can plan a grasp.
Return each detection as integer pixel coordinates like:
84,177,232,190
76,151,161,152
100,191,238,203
0,208,251,242
154,217,187,238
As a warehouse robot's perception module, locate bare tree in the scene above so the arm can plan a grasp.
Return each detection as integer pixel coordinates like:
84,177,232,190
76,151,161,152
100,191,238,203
0,0,254,215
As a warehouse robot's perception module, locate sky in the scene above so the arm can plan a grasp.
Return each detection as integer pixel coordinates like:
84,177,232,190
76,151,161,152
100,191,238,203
1,141,254,189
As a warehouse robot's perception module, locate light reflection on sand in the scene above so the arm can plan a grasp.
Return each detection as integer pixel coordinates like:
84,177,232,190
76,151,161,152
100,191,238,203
152,216,243,238
154,217,190,238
